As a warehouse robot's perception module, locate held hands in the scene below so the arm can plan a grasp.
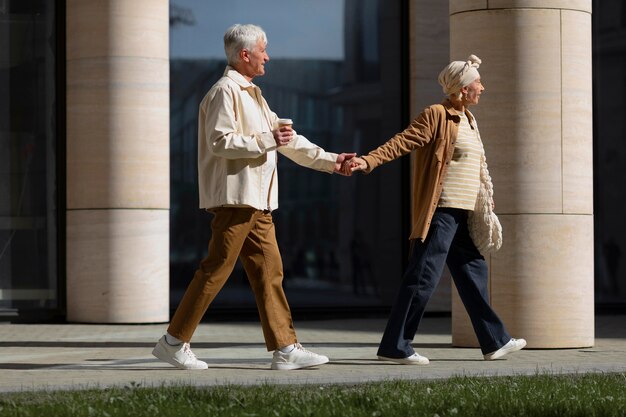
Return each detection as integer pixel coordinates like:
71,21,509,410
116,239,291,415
272,126,294,147
340,156,367,175
334,153,357,176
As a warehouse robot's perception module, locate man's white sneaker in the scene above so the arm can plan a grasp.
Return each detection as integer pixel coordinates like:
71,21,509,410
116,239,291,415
377,353,430,365
152,336,208,370
483,338,527,361
271,343,329,370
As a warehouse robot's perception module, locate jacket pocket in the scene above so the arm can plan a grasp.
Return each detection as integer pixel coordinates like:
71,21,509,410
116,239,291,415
433,136,446,162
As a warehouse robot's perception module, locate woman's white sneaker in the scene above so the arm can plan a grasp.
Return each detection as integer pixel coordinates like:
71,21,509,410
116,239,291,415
483,338,527,361
152,336,208,370
377,353,430,365
271,343,329,370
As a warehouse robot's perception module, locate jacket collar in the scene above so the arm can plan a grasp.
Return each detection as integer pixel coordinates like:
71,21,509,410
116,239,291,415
441,98,476,127
224,66,255,89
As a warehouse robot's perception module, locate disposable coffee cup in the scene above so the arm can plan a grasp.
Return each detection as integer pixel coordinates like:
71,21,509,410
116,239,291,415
277,118,293,128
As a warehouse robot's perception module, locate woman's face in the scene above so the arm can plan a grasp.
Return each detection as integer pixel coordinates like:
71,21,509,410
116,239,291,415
462,77,484,106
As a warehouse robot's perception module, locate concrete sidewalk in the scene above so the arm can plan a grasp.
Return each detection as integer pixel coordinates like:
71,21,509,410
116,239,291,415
0,315,624,392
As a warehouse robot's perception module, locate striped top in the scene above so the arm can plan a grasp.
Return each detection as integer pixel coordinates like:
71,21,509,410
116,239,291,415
438,112,482,210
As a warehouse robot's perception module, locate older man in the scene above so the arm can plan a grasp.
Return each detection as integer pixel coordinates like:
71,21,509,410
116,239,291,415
152,24,354,370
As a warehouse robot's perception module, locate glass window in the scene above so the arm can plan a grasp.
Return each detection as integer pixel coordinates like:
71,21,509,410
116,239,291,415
592,0,626,308
0,0,59,317
169,0,407,313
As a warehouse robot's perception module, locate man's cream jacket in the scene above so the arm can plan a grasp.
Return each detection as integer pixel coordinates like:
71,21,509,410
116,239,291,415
198,67,338,211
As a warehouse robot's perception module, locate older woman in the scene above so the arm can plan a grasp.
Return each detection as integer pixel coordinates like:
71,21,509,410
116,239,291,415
347,55,525,364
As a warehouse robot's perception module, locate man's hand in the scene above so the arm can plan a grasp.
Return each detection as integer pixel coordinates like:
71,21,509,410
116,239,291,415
342,156,367,174
334,153,357,176
272,126,294,147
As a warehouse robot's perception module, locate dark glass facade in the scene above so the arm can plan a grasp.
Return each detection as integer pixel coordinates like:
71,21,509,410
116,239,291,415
0,0,60,319
169,0,409,314
592,0,626,309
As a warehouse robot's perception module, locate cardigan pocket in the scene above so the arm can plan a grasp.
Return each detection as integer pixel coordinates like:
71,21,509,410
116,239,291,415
433,136,446,162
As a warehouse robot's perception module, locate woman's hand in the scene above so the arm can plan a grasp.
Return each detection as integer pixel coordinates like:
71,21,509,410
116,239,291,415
334,153,357,176
342,156,367,173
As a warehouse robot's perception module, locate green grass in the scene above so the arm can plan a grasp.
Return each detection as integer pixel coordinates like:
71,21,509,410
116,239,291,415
0,373,624,417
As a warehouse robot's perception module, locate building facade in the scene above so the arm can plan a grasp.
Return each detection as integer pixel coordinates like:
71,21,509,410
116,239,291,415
0,1,622,346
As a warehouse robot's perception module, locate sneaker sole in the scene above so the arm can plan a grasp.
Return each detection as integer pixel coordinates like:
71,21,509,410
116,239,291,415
377,355,429,365
152,343,208,370
270,357,329,370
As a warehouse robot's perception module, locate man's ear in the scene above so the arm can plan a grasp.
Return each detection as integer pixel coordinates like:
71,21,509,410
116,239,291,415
239,49,249,63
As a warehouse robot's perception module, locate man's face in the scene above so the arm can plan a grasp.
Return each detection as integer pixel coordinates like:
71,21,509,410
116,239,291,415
462,77,484,106
241,39,269,80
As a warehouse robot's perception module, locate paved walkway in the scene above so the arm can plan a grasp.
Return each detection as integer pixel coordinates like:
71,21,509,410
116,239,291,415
0,315,624,392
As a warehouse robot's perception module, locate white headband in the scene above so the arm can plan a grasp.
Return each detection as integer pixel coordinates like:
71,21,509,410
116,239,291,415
438,54,482,96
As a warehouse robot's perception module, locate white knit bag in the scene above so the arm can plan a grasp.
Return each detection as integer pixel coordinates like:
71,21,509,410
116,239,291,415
468,152,503,256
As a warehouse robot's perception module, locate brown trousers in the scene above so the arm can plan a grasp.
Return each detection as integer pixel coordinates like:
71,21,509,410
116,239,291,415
167,207,297,351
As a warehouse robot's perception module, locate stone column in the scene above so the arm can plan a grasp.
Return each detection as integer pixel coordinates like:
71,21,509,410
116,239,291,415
450,0,594,348
66,0,170,323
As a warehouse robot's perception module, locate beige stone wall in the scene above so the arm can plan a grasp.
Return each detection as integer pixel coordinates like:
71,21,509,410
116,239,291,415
66,0,170,323
449,0,594,348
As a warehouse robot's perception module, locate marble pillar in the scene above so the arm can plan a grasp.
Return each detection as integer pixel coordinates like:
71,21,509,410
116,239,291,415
449,0,594,348
66,0,170,323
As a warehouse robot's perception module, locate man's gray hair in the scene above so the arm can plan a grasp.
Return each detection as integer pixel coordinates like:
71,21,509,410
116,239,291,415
223,24,267,65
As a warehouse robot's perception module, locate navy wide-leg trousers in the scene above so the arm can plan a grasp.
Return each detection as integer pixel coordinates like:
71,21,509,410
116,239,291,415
377,208,511,358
